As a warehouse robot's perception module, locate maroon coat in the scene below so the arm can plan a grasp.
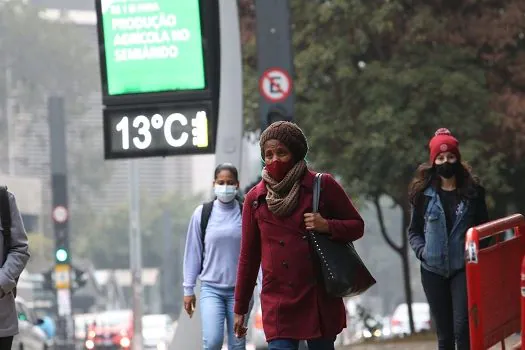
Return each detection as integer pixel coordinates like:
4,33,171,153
234,170,364,341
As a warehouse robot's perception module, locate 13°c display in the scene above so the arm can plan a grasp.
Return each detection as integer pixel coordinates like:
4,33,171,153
103,102,214,159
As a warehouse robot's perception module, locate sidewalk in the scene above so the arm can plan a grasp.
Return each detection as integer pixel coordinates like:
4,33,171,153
338,335,520,350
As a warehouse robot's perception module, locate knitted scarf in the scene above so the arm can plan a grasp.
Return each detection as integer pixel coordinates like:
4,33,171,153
262,160,307,217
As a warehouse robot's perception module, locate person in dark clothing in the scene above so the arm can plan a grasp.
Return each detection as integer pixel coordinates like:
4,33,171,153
408,128,489,350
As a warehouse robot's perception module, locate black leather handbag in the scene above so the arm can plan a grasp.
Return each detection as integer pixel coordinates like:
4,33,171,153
308,173,376,297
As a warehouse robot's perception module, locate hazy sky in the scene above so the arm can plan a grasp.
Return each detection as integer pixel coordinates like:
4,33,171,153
29,0,94,11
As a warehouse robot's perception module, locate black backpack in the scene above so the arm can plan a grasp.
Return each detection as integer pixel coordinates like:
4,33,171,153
0,186,17,297
199,200,242,271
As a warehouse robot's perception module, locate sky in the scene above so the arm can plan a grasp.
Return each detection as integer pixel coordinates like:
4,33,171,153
29,0,94,11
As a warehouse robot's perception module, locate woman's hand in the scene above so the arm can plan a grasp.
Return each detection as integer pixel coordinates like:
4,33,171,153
183,295,196,318
233,314,248,338
304,213,330,233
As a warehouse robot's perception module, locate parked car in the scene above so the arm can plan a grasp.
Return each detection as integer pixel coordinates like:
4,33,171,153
390,302,431,336
13,297,49,350
142,314,175,350
75,313,96,349
84,310,133,349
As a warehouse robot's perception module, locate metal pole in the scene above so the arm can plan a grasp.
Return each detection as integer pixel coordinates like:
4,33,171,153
162,209,175,314
214,0,243,170
254,1,306,348
49,96,74,350
128,159,143,350
255,0,295,129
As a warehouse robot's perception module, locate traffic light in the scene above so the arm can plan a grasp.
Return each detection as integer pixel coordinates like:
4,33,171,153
73,267,88,289
55,247,69,263
42,269,54,291
41,266,88,292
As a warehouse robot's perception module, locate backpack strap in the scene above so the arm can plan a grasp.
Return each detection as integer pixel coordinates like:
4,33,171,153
200,201,214,272
0,186,11,264
0,186,16,297
200,201,215,245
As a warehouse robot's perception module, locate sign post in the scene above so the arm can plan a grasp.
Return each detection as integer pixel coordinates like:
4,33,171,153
48,96,74,350
255,0,295,129
128,159,143,350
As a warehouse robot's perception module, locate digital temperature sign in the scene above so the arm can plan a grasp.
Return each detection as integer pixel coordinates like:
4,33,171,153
95,0,220,160
103,102,214,159
97,0,206,96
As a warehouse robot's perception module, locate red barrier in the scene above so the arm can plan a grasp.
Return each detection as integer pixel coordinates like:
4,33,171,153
466,213,525,350
521,256,525,350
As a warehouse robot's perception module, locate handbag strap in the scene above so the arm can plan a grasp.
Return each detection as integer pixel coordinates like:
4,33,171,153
313,173,323,213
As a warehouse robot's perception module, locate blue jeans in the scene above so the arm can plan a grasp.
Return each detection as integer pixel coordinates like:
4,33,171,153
268,338,335,350
200,283,249,350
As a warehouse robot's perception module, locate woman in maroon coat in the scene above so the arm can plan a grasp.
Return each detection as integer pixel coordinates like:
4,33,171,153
233,121,365,350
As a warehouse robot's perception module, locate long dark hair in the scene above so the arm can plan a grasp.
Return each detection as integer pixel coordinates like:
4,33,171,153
408,161,481,205
214,163,239,183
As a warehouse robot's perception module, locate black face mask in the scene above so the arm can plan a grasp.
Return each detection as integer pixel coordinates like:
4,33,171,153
435,162,459,179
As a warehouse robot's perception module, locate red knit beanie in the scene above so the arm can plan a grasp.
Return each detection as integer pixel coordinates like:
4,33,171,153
428,128,460,164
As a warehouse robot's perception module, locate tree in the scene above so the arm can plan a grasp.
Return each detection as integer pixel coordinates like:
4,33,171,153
74,192,202,314
443,0,525,214
239,0,259,131
74,192,202,269
287,0,508,333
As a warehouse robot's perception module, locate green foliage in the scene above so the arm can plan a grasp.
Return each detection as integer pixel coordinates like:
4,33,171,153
242,35,260,131
290,0,506,206
74,192,202,269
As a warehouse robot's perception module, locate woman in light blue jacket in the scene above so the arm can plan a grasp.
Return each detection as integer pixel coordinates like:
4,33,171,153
182,163,253,350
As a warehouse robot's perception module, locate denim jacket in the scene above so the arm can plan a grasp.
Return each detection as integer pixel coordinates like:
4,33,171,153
408,185,488,278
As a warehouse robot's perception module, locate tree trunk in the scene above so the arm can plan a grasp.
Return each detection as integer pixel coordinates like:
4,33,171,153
373,196,416,333
401,202,416,334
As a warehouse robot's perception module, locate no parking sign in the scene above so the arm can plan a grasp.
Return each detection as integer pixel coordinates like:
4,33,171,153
259,68,292,103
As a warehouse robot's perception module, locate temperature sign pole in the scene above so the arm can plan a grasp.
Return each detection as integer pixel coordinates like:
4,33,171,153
128,158,143,350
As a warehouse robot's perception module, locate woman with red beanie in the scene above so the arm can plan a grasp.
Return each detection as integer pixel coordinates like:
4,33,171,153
232,121,365,350
408,128,489,350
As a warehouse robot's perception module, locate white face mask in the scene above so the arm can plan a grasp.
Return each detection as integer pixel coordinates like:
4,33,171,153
214,185,238,203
